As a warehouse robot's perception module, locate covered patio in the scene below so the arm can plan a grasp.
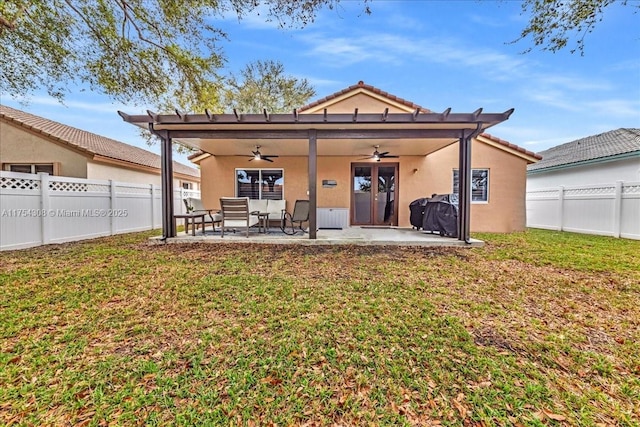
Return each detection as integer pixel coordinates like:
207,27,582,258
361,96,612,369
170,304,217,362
119,106,513,244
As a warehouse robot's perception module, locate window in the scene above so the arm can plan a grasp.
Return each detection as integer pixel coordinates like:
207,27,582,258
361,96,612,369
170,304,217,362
4,163,55,175
452,169,489,203
236,169,284,200
182,182,193,190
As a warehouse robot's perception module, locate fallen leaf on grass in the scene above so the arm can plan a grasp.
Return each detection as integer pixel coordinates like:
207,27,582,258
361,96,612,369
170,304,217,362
452,393,468,419
260,376,283,386
542,409,566,421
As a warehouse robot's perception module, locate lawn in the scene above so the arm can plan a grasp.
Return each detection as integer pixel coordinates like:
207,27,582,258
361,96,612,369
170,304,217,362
1,229,638,426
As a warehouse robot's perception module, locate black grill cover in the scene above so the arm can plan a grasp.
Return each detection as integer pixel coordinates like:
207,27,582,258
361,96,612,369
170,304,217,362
422,194,458,238
409,198,429,229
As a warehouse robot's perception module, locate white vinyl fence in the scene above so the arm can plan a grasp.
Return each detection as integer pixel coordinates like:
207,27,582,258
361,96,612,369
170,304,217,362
0,171,200,251
526,181,640,240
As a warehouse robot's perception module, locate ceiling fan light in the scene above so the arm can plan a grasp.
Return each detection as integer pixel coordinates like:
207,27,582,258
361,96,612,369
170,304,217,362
254,154,261,160
373,154,380,161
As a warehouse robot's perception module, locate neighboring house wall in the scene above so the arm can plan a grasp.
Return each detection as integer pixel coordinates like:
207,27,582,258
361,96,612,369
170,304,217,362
88,160,163,184
527,157,640,190
0,121,88,177
87,160,199,190
1,116,200,188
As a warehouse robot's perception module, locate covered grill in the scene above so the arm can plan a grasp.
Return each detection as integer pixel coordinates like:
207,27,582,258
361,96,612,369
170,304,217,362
409,194,459,238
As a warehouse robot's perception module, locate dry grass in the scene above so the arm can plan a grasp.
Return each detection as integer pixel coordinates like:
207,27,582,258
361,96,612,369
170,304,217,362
1,229,638,426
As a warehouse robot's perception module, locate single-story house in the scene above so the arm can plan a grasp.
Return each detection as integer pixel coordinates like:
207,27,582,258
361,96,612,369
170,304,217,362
0,105,200,189
527,128,640,190
119,81,541,240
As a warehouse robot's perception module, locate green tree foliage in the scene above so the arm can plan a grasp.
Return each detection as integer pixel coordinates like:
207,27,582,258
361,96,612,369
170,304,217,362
222,60,316,113
515,0,638,54
149,60,315,153
0,0,363,105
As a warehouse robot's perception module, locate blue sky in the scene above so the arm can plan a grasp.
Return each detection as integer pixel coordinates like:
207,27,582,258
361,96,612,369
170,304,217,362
2,1,639,166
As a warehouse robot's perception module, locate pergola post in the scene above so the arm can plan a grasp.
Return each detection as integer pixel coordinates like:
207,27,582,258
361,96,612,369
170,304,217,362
157,129,176,239
308,130,318,239
458,133,472,242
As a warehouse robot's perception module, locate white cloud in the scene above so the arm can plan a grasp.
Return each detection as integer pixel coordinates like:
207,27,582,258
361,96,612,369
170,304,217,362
6,94,134,114
300,76,344,87
584,98,640,118
520,89,584,112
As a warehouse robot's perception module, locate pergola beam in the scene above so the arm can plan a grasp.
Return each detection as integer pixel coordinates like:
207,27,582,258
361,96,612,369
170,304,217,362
118,111,513,126
161,128,478,140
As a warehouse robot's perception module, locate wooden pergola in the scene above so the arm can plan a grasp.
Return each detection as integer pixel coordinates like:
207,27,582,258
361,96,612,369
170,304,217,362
119,107,514,242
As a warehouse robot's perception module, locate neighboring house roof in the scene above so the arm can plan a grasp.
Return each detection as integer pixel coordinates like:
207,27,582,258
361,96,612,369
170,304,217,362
528,128,640,172
0,105,200,179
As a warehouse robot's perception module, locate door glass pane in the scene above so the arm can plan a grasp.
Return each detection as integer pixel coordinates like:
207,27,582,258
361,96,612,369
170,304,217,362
353,166,372,223
377,166,395,224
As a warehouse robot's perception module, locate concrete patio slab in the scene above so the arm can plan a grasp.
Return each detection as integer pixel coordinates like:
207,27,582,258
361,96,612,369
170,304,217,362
151,227,483,247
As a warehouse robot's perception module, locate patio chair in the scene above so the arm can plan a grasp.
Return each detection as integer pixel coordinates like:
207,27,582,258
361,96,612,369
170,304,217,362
281,200,310,235
219,197,259,237
183,197,222,232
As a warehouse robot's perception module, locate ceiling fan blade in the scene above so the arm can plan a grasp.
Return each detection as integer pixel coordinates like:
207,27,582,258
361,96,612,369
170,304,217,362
378,151,390,156
263,157,274,163
263,155,279,158
358,156,373,160
382,155,399,158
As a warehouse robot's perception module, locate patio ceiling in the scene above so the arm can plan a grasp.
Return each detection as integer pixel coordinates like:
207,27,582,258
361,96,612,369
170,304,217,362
118,108,514,157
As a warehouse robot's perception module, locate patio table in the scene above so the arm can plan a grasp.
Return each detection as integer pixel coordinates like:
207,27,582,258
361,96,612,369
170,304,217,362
254,212,270,233
174,213,206,236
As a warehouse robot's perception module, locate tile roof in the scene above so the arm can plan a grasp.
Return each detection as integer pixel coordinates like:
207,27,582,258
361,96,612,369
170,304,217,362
528,128,640,171
299,81,433,113
0,104,200,178
479,133,542,160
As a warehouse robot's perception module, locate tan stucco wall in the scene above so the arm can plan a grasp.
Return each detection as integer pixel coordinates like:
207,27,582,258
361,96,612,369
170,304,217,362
199,142,528,232
425,141,529,232
0,120,88,177
307,92,413,114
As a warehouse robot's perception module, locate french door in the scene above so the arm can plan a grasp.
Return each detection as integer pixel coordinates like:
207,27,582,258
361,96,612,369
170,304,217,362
351,163,398,226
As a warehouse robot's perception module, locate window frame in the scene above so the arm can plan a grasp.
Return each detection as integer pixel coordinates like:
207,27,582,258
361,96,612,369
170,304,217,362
235,168,285,200
3,163,58,175
452,168,489,204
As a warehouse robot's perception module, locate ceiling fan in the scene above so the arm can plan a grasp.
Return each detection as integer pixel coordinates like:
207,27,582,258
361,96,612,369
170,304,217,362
243,145,279,163
360,145,398,162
